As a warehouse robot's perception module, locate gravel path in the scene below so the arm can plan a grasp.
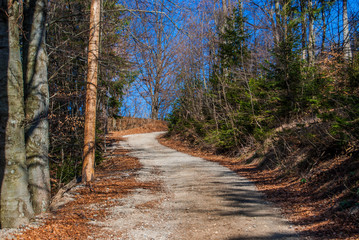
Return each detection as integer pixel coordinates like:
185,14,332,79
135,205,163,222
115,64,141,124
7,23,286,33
93,132,300,240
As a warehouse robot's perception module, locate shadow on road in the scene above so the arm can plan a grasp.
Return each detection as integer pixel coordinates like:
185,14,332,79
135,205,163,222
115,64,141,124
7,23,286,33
227,232,299,240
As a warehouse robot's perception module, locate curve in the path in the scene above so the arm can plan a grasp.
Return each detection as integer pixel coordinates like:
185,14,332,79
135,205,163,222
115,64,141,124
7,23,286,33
97,132,300,240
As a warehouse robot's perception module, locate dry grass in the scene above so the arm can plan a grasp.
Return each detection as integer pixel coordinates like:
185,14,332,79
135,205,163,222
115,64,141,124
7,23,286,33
108,117,168,133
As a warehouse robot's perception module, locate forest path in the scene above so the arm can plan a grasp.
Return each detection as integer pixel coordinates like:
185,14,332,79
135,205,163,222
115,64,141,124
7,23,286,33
94,132,300,240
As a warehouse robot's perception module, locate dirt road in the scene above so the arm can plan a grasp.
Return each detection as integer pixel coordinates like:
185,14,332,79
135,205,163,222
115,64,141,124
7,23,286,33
91,132,300,240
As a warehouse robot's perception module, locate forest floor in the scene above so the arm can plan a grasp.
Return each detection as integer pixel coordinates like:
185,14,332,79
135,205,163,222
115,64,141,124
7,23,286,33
1,121,357,239
1,124,298,240
0,124,167,240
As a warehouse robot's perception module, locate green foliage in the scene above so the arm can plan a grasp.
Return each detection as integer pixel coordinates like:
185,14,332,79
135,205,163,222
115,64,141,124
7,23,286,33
267,34,303,118
168,1,359,163
300,178,307,184
218,6,249,70
348,54,359,88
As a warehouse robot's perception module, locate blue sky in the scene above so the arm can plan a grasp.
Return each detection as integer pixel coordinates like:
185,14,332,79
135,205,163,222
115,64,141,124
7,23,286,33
119,0,359,119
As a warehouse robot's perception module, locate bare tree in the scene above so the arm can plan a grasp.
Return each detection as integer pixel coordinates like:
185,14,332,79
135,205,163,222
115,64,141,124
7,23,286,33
300,0,307,60
128,0,180,120
308,0,315,65
343,0,352,60
23,0,50,214
82,0,101,183
275,0,281,45
320,0,327,53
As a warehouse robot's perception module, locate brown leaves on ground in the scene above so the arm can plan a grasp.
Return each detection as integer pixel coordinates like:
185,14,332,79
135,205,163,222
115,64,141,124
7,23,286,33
11,134,162,240
158,134,359,240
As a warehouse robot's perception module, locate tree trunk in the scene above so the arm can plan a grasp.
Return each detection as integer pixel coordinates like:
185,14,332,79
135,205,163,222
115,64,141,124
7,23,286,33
308,0,315,65
150,7,164,121
275,0,281,45
300,0,307,60
151,94,159,120
343,0,352,60
0,0,34,228
222,0,228,16
320,0,327,53
23,0,50,214
82,0,101,183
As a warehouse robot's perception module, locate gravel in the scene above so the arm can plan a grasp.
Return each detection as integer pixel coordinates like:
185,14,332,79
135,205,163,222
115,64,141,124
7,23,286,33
90,132,300,240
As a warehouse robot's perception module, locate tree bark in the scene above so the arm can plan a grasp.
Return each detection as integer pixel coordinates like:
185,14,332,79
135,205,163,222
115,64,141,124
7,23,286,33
82,0,101,183
222,0,228,17
343,0,352,60
308,0,315,65
151,92,159,120
320,0,327,53
300,0,307,60
23,0,50,214
274,0,281,45
0,0,34,228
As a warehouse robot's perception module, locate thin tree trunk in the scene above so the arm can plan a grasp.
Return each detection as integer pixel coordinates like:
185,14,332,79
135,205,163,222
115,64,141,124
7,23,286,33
308,0,315,65
227,0,232,14
220,0,229,36
300,0,307,60
320,0,327,53
23,0,50,214
275,0,281,45
0,0,34,228
343,0,352,60
238,0,243,32
222,0,228,16
82,0,101,183
282,0,288,40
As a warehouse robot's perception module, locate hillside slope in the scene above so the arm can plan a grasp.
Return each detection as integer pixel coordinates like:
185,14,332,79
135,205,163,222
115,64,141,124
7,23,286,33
160,120,359,239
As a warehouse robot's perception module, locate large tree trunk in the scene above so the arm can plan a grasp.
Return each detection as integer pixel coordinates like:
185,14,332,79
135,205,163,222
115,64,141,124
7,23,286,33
343,0,352,60
82,0,101,183
23,0,50,214
151,89,159,120
0,0,34,228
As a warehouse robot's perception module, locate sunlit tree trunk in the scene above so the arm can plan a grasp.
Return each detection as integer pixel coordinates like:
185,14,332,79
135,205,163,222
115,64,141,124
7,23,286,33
0,0,34,228
82,0,101,183
274,0,281,45
23,0,50,214
343,0,352,60
222,0,228,16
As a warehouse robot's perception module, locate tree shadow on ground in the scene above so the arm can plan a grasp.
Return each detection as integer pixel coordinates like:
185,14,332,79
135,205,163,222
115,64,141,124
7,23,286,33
228,154,359,240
